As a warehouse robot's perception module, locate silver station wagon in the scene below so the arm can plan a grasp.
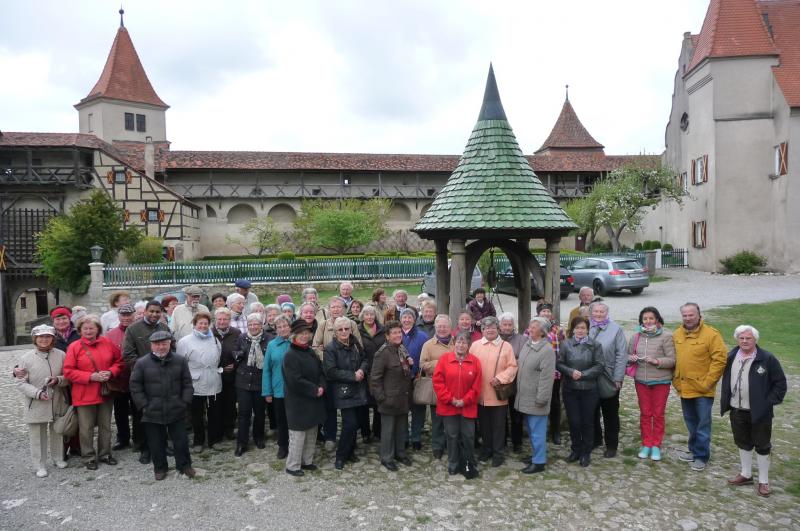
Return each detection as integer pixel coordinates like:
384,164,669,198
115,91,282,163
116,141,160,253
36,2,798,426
568,257,650,296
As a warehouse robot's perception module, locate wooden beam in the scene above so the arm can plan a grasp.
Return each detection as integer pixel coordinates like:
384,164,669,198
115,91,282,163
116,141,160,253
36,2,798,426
545,237,562,323
434,239,449,314
448,239,466,326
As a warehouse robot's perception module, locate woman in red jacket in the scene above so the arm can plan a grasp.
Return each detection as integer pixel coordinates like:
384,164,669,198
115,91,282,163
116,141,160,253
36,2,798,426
64,314,124,470
433,330,482,479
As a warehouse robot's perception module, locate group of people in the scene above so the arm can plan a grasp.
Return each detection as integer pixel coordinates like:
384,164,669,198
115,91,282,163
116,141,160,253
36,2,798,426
13,281,787,497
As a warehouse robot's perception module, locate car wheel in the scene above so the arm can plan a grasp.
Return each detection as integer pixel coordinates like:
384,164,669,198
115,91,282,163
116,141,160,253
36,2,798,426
630,288,644,295
560,292,569,300
592,279,607,297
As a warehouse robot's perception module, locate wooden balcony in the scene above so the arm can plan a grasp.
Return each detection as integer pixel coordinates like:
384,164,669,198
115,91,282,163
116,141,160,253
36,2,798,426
0,166,95,188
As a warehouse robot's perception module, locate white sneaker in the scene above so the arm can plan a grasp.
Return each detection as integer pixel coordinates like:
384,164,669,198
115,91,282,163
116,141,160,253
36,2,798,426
54,460,68,469
677,450,694,462
690,460,707,471
36,468,48,478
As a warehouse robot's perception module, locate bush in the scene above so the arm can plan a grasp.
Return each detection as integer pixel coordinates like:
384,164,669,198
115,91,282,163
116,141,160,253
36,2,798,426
720,251,767,274
633,242,643,251
662,243,674,251
276,251,296,260
125,236,165,264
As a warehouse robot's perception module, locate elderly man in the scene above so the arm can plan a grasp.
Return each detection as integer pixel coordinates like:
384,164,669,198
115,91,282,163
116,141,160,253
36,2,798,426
568,287,594,334
673,302,727,471
100,290,131,334
393,289,412,314
419,314,454,459
171,286,210,340
338,281,354,308
234,279,259,315
588,301,627,458
498,312,526,452
105,303,136,451
130,330,195,480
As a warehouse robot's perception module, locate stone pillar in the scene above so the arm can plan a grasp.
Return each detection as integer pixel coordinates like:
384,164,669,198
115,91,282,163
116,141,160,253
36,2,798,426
89,262,105,311
448,239,466,326
645,250,657,277
434,239,449,315
545,237,561,323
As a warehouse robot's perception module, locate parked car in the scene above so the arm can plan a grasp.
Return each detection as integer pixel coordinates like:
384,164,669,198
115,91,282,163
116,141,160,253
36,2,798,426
568,257,649,296
421,264,483,297
494,265,574,300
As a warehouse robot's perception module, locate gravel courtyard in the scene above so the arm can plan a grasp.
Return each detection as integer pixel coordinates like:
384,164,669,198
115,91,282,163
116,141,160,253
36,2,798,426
1,270,799,530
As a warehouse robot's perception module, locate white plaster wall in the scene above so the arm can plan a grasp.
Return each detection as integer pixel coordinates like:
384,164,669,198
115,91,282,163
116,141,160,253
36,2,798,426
78,99,167,142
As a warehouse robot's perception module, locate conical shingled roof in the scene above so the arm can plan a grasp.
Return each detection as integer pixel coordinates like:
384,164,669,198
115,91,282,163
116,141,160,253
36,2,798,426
535,96,603,154
413,65,576,238
77,25,168,108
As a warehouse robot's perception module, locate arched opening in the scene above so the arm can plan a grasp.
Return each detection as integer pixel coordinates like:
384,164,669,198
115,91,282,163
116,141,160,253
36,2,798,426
226,203,257,223
268,203,297,223
388,203,412,222
419,202,433,218
205,204,217,218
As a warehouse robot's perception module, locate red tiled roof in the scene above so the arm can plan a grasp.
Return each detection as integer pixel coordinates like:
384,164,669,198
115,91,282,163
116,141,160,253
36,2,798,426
112,140,171,173
534,98,604,154
758,0,800,107
77,26,168,108
686,0,778,74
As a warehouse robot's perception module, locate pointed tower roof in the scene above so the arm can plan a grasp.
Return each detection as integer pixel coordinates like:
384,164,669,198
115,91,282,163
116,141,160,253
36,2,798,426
685,0,778,75
534,90,603,154
76,15,168,109
413,65,576,238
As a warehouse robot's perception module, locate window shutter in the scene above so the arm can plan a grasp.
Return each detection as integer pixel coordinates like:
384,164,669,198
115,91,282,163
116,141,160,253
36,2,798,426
701,221,707,247
702,154,709,182
126,170,133,184
690,160,696,185
106,170,114,184
123,209,130,222
779,142,788,176
166,246,175,262
140,210,147,222
691,222,697,247
158,209,166,223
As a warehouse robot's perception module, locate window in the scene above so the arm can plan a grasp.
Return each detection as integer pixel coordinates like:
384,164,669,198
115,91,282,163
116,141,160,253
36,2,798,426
147,208,160,222
114,170,127,184
136,114,146,132
124,112,134,131
691,155,708,185
88,113,94,132
692,221,707,248
19,296,26,310
680,112,689,132
775,142,788,176
679,172,688,193
35,291,48,316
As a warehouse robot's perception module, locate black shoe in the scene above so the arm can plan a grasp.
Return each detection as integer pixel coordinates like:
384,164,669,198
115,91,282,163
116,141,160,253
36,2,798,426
286,468,304,477
112,441,129,451
86,460,98,471
566,452,580,463
276,446,288,459
412,442,422,451
224,430,236,440
138,452,151,465
397,456,412,466
603,448,617,458
234,445,245,457
382,461,398,472
347,454,360,463
448,466,459,475
335,460,344,470
301,464,318,471
580,455,591,467
478,452,491,463
491,456,504,468
551,433,561,445
512,444,522,454
522,463,546,474
432,449,443,460
592,441,602,449
463,461,479,480
100,455,117,466
255,439,266,449
165,446,174,457
404,441,410,449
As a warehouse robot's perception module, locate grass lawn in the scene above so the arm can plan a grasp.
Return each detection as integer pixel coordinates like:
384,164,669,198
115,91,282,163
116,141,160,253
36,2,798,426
650,275,670,283
258,282,422,306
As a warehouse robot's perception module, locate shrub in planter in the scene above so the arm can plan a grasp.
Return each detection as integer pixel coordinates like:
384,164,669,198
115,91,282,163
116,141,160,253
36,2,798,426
662,243,673,251
720,251,767,274
633,242,643,251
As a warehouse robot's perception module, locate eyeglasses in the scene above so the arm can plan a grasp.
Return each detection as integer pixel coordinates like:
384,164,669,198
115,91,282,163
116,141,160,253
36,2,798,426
336,328,350,332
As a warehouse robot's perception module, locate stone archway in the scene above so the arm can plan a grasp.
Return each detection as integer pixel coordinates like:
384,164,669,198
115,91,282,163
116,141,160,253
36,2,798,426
267,203,297,223
388,203,412,222
226,203,257,223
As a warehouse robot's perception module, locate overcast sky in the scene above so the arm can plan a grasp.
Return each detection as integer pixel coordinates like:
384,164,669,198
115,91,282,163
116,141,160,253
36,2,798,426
0,0,710,155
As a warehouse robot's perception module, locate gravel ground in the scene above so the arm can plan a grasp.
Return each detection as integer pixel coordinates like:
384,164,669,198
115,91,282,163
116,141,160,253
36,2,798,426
1,270,799,530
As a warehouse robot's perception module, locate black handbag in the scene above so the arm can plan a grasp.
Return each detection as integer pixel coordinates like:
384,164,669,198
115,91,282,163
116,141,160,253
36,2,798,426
336,383,355,400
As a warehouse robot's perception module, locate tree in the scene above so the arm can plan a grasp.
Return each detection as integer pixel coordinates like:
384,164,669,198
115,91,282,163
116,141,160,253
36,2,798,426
294,198,390,254
225,216,283,256
590,165,686,252
36,190,142,293
563,196,601,250
125,236,165,263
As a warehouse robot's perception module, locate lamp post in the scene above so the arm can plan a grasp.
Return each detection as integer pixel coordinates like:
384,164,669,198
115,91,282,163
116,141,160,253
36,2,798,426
90,245,103,262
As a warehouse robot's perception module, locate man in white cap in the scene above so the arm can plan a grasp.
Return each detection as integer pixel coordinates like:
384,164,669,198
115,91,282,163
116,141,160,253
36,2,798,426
171,286,209,341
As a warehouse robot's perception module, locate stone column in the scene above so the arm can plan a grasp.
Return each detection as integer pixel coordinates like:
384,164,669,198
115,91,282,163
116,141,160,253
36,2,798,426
434,239,449,315
89,262,105,311
448,239,466,326
545,237,561,323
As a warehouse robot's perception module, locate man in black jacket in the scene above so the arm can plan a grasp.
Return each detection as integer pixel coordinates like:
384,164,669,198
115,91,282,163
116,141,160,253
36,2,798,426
130,331,195,481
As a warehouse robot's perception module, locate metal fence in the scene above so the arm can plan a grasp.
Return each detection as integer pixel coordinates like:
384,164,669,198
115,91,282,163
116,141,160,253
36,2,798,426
103,249,689,287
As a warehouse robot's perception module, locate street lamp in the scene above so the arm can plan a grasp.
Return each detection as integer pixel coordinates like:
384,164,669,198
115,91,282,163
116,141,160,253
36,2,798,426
90,245,104,262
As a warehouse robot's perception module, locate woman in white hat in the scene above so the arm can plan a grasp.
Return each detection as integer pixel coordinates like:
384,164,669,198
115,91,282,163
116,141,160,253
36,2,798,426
14,325,70,477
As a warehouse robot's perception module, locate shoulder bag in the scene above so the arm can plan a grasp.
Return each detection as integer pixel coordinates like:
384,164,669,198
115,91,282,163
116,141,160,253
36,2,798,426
53,389,78,437
83,346,112,397
625,333,640,378
492,343,516,401
413,372,437,405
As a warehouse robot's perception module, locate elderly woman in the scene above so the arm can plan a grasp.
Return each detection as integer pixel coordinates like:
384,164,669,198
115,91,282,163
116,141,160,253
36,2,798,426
233,314,271,456
588,301,627,458
369,320,414,471
515,317,556,474
226,293,248,334
50,306,80,352
15,325,70,477
177,311,223,452
627,306,676,461
558,316,604,467
472,316,517,467
324,317,369,470
347,299,364,325
453,311,483,344
281,302,296,322
263,315,292,459
400,308,430,450
433,330,482,478
63,314,124,470
100,290,131,334
264,304,281,335
415,301,437,338
467,288,496,323
371,288,388,324
419,313,455,459
721,325,787,497
357,305,385,442
283,320,327,476
536,301,565,446
297,302,319,337
497,313,526,452
210,293,227,310
212,307,241,441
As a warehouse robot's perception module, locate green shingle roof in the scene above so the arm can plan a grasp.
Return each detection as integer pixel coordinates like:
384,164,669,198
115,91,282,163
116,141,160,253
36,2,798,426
413,66,576,237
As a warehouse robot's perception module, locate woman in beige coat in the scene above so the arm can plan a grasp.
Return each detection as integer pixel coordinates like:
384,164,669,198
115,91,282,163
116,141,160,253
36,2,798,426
15,325,70,477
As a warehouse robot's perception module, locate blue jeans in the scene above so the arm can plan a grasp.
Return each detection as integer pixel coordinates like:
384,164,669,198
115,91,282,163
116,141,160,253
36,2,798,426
681,397,714,463
525,414,548,465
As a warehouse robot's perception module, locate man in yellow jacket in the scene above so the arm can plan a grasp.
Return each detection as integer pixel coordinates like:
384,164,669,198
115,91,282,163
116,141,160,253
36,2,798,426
672,302,727,471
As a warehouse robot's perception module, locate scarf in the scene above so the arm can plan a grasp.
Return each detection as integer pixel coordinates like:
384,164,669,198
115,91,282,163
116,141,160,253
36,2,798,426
436,335,452,346
638,324,663,336
575,336,589,344
590,318,610,329
214,326,230,338
193,329,212,340
55,325,73,341
364,322,378,337
246,332,264,369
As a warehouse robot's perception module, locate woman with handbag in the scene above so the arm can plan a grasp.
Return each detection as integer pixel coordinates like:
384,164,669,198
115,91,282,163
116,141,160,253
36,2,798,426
63,314,124,470
515,317,556,474
471,316,517,468
558,316,604,467
433,330,483,478
627,307,675,462
15,325,71,477
323,317,369,470
419,314,455,459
